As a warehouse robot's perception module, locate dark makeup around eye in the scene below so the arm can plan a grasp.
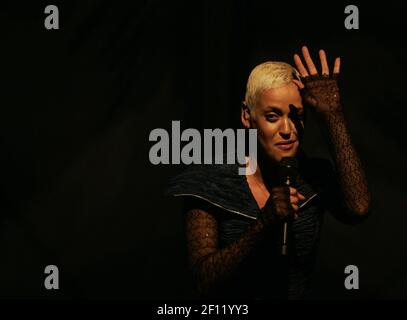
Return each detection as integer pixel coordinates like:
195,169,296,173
264,105,303,117
289,103,305,139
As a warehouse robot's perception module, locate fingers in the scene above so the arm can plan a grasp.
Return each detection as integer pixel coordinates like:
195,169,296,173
293,53,309,78
267,187,305,221
289,187,305,199
301,46,318,76
295,46,340,80
333,57,341,76
289,187,306,213
319,49,329,76
290,196,299,209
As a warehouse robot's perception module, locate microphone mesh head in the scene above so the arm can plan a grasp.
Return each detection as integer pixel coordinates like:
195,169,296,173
279,157,298,184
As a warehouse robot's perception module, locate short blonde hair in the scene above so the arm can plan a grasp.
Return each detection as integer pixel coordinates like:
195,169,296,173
244,61,300,109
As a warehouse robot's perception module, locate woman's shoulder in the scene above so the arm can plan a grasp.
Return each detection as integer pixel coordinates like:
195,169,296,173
166,162,240,194
166,162,259,220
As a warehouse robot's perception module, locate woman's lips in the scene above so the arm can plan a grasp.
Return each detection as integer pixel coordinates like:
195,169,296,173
275,140,296,150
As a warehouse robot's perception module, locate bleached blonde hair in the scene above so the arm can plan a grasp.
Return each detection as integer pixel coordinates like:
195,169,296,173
244,61,301,110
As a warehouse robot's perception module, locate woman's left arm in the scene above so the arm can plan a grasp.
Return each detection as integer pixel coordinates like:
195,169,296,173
294,46,371,216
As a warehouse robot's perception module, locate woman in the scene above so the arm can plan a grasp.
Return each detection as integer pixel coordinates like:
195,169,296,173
167,46,371,299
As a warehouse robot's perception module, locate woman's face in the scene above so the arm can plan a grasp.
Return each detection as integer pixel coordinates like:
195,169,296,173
249,82,304,163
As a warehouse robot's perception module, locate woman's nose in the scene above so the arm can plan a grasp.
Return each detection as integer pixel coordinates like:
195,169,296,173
279,118,293,137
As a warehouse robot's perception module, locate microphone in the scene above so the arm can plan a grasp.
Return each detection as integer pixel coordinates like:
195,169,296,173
279,157,298,256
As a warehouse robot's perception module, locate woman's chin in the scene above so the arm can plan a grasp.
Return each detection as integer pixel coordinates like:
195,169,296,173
268,147,299,163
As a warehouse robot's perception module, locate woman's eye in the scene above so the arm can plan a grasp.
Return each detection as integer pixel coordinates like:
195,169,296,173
265,114,278,121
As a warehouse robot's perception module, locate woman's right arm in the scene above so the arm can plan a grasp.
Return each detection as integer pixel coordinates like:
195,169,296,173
185,186,301,295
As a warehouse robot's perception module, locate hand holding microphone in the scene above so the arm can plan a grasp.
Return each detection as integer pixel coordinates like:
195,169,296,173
261,157,305,255
263,186,305,220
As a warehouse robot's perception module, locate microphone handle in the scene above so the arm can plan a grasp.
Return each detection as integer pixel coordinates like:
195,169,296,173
281,222,288,256
281,177,291,256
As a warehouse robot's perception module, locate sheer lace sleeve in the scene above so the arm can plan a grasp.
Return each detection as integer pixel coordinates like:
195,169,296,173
301,75,372,219
184,187,290,295
319,109,371,217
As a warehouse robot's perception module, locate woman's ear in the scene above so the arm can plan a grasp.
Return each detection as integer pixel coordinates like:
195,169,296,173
241,102,252,129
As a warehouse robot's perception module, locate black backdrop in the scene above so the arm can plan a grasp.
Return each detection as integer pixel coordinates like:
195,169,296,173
1,0,406,299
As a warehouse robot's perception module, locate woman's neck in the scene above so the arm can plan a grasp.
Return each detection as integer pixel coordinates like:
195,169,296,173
250,150,280,191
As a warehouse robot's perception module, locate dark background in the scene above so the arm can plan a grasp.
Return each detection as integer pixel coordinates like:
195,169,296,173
0,0,406,299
